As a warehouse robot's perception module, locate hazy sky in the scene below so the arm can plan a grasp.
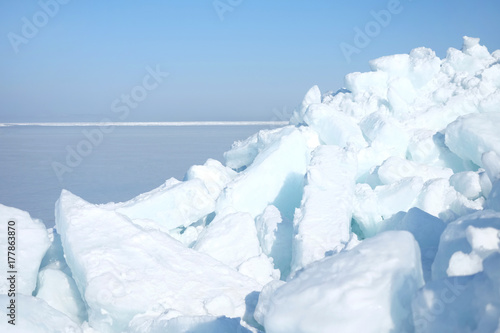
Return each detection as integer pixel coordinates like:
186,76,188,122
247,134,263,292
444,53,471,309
1,0,499,122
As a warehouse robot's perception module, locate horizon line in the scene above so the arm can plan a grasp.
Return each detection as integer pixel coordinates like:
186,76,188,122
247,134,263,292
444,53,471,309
0,121,289,127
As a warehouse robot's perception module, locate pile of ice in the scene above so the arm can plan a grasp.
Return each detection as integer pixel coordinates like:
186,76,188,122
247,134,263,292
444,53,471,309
2,36,500,332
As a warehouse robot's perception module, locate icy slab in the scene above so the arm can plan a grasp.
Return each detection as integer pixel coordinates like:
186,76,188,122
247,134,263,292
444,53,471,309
450,171,482,200
407,130,444,165
113,177,214,231
35,266,87,324
0,294,82,333
195,211,261,268
258,231,424,333
194,210,279,284
380,208,446,282
488,180,500,212
302,103,367,149
290,85,322,125
359,111,409,157
185,158,237,200
355,111,412,180
345,70,389,98
291,145,357,275
253,280,286,327
0,204,50,295
224,126,296,171
369,47,442,89
445,112,500,168
415,178,484,222
413,254,500,333
353,177,424,237
432,210,500,280
255,205,293,279
443,36,496,75
377,156,453,185
56,190,261,332
255,205,283,257
482,151,500,183
217,127,318,220
129,314,254,333
237,253,280,285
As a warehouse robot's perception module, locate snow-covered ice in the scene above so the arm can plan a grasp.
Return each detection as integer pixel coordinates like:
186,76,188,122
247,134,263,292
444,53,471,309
432,210,500,280
0,294,82,333
290,145,357,275
257,231,424,333
217,126,318,220
56,190,261,332
0,204,50,295
113,177,215,232
2,36,500,332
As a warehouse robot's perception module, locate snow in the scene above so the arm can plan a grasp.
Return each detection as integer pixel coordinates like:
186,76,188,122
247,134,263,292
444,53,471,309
377,156,453,185
35,266,87,324
379,208,446,282
290,145,357,275
194,210,279,284
129,315,255,333
488,180,500,212
2,36,500,332
413,254,500,333
56,190,261,332
302,104,367,149
257,231,424,333
184,158,237,200
450,171,482,200
0,294,82,333
353,177,424,237
482,151,500,183
255,205,293,279
445,113,500,167
114,177,215,232
0,204,51,295
432,210,500,280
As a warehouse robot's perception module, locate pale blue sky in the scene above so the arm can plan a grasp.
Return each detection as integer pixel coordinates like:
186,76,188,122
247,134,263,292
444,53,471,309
1,0,499,122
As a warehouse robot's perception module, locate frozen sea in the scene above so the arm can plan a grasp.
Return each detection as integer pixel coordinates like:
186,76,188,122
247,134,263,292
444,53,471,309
0,124,271,227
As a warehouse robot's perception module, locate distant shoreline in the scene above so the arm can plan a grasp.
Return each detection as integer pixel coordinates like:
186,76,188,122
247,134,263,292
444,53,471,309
0,121,288,127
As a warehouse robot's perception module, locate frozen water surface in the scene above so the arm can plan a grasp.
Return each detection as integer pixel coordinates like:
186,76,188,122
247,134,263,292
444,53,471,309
0,125,266,227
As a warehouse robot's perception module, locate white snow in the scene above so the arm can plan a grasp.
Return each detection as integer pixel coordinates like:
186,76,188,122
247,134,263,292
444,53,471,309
450,171,482,200
129,314,255,333
413,254,500,333
0,204,51,295
445,113,500,167
257,231,424,333
432,210,500,280
255,205,293,279
0,294,82,333
194,210,279,284
290,145,357,275
184,158,237,200
56,190,261,332
114,177,215,232
379,208,446,282
35,266,87,324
